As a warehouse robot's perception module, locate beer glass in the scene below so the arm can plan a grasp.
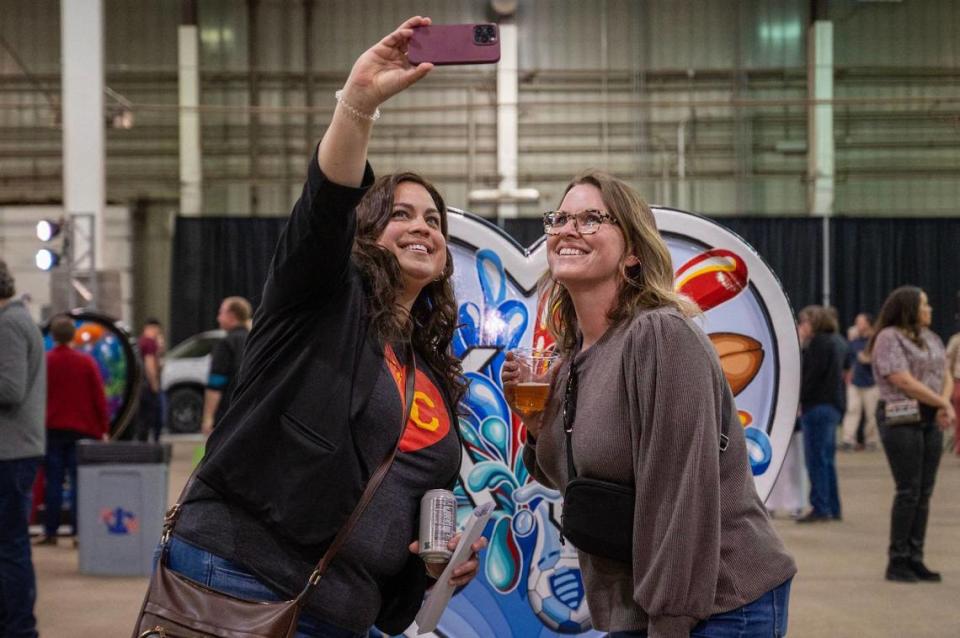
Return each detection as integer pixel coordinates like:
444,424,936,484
506,347,559,418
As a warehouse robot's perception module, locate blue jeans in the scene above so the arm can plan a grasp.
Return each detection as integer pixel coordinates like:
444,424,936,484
155,537,368,638
0,457,41,638
607,578,792,638
801,404,842,517
43,430,83,537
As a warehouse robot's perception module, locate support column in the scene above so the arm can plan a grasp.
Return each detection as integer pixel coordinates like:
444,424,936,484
677,120,689,211
61,0,105,270
496,21,518,222
807,20,834,305
178,0,202,216
247,0,261,215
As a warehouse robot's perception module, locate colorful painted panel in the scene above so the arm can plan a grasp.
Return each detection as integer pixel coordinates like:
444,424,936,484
42,311,141,438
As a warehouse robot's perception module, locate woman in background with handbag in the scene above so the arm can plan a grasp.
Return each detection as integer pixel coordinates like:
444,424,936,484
868,286,956,583
137,17,484,638
501,171,796,638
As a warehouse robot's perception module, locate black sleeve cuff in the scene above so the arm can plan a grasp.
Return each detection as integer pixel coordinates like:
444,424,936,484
305,143,376,210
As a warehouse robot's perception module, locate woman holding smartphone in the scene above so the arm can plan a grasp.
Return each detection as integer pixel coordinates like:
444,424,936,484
502,171,796,637
158,17,484,637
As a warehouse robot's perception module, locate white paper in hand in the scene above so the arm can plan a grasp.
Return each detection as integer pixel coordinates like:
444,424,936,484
414,502,494,634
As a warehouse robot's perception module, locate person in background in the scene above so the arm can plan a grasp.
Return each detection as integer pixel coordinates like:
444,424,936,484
505,171,795,637
136,318,164,442
841,312,880,451
869,286,955,582
0,259,46,638
34,314,109,546
201,296,252,436
796,305,846,523
945,327,960,455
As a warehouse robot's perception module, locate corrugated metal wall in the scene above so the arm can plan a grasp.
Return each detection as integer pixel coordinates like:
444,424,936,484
1,0,958,217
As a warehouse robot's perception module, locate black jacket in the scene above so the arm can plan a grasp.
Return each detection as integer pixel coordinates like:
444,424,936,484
196,155,457,632
800,332,847,413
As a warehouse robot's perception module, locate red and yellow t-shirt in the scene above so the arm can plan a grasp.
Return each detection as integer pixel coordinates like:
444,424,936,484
385,345,453,453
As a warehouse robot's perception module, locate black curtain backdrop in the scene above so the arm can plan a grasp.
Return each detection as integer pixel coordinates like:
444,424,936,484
170,216,960,345
832,218,960,339
170,218,285,345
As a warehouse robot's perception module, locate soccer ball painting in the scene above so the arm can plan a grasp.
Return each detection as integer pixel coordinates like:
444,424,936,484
527,544,592,633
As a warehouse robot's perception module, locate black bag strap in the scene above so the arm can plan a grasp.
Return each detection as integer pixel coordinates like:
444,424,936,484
563,358,580,481
160,346,417,599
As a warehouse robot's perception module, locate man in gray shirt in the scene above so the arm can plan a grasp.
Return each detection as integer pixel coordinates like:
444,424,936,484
0,259,46,638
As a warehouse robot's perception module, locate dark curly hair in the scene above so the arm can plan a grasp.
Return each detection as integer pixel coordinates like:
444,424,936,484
868,285,926,352
352,172,465,406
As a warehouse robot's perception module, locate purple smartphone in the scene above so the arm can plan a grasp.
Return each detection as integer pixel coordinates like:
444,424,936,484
407,24,501,66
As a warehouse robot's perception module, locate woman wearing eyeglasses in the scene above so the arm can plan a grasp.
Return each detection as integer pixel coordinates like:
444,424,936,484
502,171,796,638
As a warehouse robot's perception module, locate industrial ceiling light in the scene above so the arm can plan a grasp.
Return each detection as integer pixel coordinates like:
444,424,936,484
35,248,60,271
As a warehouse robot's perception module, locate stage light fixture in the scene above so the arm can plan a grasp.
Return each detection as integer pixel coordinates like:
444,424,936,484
36,219,62,242
35,248,60,271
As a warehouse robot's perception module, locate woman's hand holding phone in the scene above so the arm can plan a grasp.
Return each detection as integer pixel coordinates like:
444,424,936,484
339,16,435,117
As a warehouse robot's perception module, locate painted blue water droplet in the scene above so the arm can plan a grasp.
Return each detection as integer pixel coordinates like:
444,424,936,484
496,299,529,350
467,461,519,496
458,302,481,347
485,516,520,593
480,416,510,464
464,372,511,422
476,249,507,306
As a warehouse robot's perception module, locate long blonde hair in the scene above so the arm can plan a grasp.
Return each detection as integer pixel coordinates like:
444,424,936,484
543,170,698,353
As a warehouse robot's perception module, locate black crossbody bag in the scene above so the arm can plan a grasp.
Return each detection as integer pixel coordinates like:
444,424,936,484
560,357,729,563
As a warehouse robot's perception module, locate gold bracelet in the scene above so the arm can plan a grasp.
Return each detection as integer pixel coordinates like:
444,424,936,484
334,89,381,122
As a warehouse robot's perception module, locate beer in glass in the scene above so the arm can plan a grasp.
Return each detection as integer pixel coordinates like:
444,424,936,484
506,347,559,418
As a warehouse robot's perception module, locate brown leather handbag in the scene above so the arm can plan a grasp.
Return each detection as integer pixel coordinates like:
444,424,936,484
133,355,416,638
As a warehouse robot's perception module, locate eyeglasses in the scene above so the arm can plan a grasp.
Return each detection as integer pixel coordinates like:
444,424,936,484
543,210,618,236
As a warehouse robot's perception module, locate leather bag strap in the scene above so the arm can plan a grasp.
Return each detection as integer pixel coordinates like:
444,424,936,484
300,348,416,595
158,346,418,596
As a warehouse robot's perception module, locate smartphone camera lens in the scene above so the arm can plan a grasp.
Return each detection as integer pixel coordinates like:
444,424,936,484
474,24,496,45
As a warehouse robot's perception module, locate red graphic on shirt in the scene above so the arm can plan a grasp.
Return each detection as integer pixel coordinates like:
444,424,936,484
399,369,451,453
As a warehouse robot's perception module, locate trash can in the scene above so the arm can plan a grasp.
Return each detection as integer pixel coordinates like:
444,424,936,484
76,441,172,576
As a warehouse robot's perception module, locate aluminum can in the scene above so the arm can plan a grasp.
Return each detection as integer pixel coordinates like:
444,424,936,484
418,489,456,563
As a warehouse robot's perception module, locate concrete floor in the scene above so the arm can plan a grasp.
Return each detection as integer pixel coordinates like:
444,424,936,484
32,439,960,637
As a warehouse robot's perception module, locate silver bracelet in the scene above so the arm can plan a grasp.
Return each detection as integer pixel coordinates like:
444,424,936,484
334,89,381,122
